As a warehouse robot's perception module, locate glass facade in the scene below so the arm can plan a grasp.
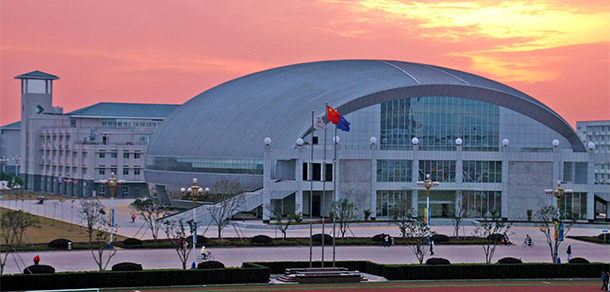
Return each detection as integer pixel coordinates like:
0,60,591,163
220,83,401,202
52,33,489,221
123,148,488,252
376,190,411,217
381,96,499,151
461,191,502,218
148,157,264,175
419,160,456,182
377,160,412,182
463,161,502,183
417,190,456,218
560,192,587,220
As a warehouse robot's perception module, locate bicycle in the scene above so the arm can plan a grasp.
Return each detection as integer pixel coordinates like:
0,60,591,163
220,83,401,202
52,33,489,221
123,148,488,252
196,252,215,263
522,240,535,248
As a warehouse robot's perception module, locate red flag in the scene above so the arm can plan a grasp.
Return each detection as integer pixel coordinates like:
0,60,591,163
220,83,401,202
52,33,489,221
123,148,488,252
327,105,340,124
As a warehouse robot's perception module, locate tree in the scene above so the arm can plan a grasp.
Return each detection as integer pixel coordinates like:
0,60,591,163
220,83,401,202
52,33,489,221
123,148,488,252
403,216,434,264
534,205,575,263
207,180,244,240
131,192,170,242
452,208,469,239
0,210,39,275
79,198,118,271
79,198,107,246
162,219,195,270
471,210,512,264
265,203,300,240
332,198,359,239
389,198,413,238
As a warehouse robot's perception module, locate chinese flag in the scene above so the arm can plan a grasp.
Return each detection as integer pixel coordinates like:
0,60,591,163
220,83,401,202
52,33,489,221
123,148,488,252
327,105,340,124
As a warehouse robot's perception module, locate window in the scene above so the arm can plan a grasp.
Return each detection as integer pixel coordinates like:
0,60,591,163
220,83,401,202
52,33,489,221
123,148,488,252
83,152,87,158
123,152,129,159
376,190,411,218
102,136,108,145
99,152,106,159
134,168,141,176
123,168,129,175
99,185,106,196
99,167,106,175
122,185,129,197
462,161,502,183
110,152,117,158
377,160,412,182
134,152,141,159
111,167,117,174
419,160,456,182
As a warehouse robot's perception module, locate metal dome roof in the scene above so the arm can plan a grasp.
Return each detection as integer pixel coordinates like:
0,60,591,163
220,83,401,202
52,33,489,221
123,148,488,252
147,60,584,158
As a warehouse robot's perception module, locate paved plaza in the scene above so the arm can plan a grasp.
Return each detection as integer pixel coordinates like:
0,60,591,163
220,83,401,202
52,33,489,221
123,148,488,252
1,199,609,275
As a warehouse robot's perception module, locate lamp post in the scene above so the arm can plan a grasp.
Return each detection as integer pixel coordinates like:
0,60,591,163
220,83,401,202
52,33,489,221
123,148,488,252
12,156,21,177
545,180,573,219
417,174,439,226
181,178,209,269
100,172,125,249
1,156,8,174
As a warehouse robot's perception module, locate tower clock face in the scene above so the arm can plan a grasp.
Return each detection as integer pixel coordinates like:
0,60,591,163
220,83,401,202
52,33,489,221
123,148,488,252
35,105,44,114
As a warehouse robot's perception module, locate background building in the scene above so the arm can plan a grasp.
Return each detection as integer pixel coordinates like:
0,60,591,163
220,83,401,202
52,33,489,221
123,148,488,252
146,60,608,223
1,71,179,197
577,120,610,220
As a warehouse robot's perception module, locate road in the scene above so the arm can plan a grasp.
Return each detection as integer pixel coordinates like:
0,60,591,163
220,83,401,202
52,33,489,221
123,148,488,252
1,198,609,275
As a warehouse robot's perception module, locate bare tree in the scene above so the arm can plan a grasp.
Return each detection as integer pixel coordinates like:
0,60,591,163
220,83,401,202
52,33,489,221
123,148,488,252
534,205,575,263
389,198,413,238
0,210,39,275
472,210,512,264
452,208,469,239
403,216,434,264
162,219,195,270
332,198,358,239
132,192,170,242
265,203,300,240
79,198,107,245
207,180,244,241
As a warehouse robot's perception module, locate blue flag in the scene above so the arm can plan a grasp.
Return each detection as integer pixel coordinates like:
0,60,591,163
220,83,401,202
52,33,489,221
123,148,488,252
337,115,350,132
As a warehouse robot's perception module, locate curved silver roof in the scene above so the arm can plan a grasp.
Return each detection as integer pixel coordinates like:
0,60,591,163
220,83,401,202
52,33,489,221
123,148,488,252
148,60,584,158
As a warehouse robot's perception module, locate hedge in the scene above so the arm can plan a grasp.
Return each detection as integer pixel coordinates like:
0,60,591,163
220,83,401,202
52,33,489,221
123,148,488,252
1,265,269,291
247,260,607,281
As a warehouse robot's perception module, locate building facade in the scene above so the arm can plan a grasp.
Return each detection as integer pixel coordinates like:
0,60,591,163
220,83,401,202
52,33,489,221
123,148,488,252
143,60,609,222
5,71,179,197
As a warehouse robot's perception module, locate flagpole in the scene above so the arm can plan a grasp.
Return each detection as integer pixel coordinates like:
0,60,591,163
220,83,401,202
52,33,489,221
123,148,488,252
332,125,337,267
322,102,328,268
309,110,314,268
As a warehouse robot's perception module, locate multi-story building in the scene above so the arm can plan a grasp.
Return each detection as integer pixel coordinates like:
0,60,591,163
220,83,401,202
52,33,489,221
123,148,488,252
0,121,21,176
2,70,179,197
577,120,610,184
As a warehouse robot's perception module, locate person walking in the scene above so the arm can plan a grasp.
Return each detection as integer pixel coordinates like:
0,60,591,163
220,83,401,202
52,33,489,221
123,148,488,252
131,214,136,223
602,271,608,290
33,255,40,265
430,240,435,256
384,234,390,247
567,245,572,261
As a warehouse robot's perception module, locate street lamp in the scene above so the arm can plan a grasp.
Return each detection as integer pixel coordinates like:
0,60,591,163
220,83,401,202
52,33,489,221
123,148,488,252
100,172,125,249
545,180,573,218
417,174,439,225
12,156,21,176
181,178,209,269
1,156,9,174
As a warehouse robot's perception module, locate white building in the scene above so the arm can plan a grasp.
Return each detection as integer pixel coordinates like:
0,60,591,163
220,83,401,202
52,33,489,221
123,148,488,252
2,70,179,197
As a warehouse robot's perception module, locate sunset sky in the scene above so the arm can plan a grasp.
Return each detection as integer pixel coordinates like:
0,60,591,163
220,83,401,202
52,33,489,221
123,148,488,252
1,0,608,128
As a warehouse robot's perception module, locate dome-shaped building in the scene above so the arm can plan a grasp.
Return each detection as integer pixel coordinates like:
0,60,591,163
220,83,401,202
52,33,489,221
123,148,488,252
146,60,599,222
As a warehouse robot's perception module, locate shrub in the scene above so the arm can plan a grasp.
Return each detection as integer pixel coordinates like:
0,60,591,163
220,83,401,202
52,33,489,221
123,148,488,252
486,233,506,242
425,258,451,265
23,265,55,274
122,238,143,245
431,234,450,243
498,257,523,264
251,235,273,244
48,238,71,249
568,257,589,264
112,262,143,271
598,233,609,240
186,235,208,245
197,261,225,269
312,233,333,243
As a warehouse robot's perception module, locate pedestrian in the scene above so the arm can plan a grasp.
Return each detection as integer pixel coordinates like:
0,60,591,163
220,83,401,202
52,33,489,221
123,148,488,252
384,234,390,247
602,271,608,290
33,255,40,265
178,237,184,250
379,233,385,247
430,240,435,256
607,272,610,291
567,245,572,261
131,214,136,223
